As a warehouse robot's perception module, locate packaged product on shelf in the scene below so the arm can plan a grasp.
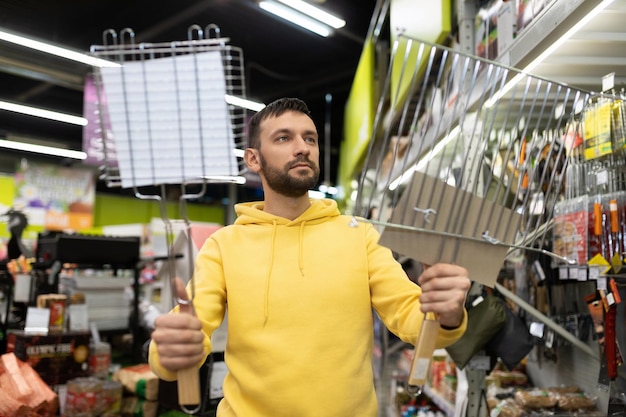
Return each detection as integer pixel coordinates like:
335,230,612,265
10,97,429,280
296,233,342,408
545,385,581,394
490,369,528,388
0,352,59,417
113,363,159,401
555,392,597,412
120,396,158,417
65,377,106,417
490,398,523,417
514,388,557,410
36,294,67,333
441,374,457,404
428,349,448,392
6,330,90,386
89,341,111,379
102,380,123,416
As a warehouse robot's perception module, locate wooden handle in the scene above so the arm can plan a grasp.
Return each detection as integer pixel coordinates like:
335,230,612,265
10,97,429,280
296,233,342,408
177,366,201,409
408,314,440,387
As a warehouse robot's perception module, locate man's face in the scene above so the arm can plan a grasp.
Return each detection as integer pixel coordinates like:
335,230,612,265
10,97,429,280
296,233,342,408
254,111,320,197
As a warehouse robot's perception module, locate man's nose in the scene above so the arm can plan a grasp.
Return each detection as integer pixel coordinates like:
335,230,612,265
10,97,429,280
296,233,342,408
294,136,311,155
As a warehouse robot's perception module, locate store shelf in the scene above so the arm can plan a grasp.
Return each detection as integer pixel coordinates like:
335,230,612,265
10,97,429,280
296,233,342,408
423,384,455,417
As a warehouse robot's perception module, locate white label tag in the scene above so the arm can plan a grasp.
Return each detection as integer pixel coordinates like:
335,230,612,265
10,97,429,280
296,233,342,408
411,358,430,381
588,266,602,280
530,322,544,338
533,260,546,281
24,307,50,334
14,274,32,302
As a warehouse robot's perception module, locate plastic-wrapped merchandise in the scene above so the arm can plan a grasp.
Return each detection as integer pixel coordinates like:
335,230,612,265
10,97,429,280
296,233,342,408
514,389,558,410
555,392,597,411
89,342,111,379
101,380,123,416
545,386,581,394
490,398,524,417
65,377,106,417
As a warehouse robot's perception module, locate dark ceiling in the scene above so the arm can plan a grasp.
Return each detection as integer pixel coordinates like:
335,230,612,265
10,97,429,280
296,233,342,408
0,0,380,188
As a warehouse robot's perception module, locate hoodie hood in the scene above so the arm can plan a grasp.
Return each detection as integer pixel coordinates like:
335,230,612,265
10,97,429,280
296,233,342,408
234,198,340,226
233,198,340,324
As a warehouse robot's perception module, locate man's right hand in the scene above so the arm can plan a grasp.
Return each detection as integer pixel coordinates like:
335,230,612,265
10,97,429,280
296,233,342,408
151,277,206,372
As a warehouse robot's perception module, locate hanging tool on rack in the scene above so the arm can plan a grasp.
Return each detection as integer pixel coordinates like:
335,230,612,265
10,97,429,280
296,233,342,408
604,278,622,380
353,34,591,395
89,24,248,414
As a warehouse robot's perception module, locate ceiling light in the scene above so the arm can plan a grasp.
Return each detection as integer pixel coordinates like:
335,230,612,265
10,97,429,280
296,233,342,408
485,0,614,108
259,1,332,37
0,139,86,160
275,0,346,29
0,100,87,125
225,94,266,111
0,28,120,68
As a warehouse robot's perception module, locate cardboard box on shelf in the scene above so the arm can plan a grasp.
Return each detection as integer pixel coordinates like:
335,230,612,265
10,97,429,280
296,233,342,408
6,331,91,386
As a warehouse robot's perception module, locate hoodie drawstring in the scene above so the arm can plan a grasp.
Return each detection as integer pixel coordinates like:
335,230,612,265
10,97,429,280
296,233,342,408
298,221,305,276
263,220,277,325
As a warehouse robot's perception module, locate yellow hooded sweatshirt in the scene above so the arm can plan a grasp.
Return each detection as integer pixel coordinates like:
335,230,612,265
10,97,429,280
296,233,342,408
149,199,466,416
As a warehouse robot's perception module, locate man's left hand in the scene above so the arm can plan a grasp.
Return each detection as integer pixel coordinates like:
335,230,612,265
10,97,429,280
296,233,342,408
417,263,470,329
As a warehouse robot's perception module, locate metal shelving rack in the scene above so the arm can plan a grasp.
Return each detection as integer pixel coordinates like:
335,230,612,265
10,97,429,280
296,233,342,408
356,1,624,415
359,0,623,416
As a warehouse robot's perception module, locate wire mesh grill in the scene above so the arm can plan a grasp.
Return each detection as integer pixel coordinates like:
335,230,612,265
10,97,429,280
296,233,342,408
87,26,251,410
354,35,593,286
89,24,247,189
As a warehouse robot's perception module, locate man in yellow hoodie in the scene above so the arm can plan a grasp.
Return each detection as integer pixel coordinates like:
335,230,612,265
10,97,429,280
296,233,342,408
149,97,470,416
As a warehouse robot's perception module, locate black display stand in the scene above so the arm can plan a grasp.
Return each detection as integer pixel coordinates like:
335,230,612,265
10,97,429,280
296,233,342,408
33,231,144,362
0,267,14,354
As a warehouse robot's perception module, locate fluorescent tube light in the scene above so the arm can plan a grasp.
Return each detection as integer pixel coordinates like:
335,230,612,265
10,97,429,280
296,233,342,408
0,100,87,125
203,175,247,185
485,0,615,108
259,1,332,37
0,28,120,68
308,189,326,199
275,0,346,29
0,139,87,160
225,95,266,111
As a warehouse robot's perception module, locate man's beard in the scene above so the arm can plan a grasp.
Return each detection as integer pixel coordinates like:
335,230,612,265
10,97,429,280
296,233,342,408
259,153,320,198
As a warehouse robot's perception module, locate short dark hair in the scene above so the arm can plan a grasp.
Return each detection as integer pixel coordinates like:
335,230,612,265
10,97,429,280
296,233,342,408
247,97,311,149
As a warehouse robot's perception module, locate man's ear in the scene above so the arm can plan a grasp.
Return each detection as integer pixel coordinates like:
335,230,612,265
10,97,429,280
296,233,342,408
244,148,261,173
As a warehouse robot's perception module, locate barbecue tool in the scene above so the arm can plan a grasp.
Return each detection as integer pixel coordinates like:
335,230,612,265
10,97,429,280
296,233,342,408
90,25,248,413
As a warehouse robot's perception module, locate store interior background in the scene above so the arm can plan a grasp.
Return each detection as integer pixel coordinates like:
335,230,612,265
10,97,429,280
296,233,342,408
0,0,378,192
2,0,626,204
1,0,626,416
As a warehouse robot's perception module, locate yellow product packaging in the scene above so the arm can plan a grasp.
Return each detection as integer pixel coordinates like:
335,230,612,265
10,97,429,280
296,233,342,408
612,99,626,151
584,100,613,160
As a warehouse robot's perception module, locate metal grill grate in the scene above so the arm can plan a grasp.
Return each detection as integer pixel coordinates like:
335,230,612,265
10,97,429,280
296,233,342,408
354,35,592,287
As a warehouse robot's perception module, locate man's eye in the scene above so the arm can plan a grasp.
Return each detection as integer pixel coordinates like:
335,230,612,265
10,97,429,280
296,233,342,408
277,136,288,142
305,137,317,144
